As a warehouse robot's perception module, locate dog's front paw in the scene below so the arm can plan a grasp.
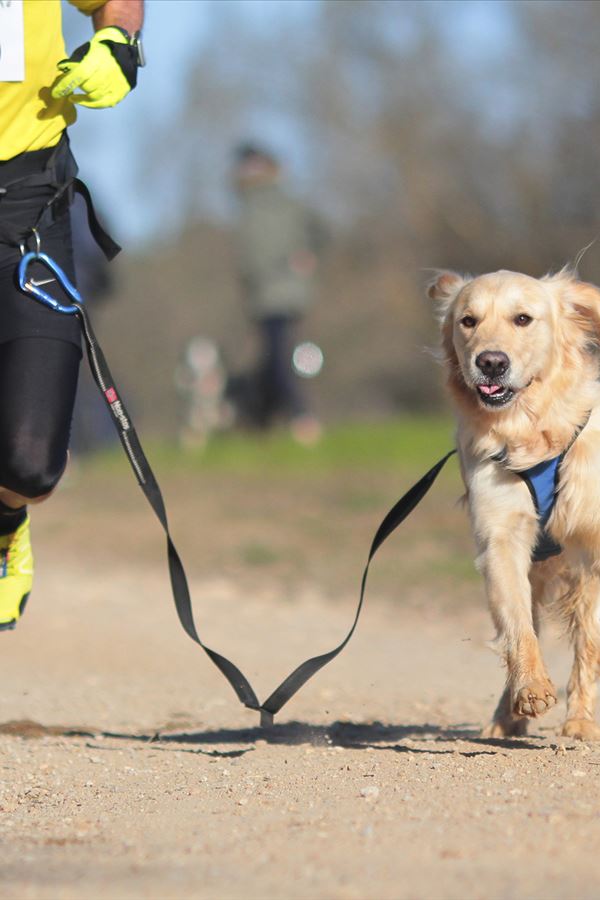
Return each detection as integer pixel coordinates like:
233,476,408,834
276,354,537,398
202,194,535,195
513,679,557,718
561,718,600,741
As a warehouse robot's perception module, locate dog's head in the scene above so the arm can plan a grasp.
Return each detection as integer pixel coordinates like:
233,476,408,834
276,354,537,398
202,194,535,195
428,268,600,414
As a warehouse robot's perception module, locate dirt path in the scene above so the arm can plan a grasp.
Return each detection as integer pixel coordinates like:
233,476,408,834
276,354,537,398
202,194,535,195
0,468,599,899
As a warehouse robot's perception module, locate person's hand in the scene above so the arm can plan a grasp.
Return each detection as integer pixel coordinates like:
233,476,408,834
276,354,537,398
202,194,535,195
51,26,139,109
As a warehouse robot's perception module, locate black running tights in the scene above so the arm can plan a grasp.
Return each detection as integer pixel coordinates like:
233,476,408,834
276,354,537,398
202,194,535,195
0,338,80,500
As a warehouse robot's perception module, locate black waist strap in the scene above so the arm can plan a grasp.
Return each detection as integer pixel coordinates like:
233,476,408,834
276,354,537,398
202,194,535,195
63,178,121,261
0,136,120,260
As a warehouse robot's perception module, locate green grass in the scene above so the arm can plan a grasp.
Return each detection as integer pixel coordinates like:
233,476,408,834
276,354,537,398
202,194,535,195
83,416,458,477
67,415,479,608
239,542,283,566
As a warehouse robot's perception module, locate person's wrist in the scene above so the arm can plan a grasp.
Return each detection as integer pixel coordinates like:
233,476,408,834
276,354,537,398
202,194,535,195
108,25,131,41
93,25,129,45
92,26,145,68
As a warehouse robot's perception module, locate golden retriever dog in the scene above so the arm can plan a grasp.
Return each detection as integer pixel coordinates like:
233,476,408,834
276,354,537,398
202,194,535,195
429,268,600,740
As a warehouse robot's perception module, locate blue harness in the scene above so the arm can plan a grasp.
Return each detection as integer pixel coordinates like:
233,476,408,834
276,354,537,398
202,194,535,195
494,422,588,562
515,455,563,562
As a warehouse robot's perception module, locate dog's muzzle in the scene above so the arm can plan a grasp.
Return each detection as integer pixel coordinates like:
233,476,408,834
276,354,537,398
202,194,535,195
473,350,515,407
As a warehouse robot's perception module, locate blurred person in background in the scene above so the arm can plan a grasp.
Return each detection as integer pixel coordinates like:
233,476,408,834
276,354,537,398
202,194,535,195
233,143,324,445
0,0,143,630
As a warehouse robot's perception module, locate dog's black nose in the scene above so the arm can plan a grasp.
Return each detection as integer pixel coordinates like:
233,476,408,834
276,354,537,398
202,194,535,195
475,351,509,378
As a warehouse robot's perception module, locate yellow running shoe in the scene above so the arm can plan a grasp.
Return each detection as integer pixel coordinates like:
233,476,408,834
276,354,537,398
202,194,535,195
0,516,33,631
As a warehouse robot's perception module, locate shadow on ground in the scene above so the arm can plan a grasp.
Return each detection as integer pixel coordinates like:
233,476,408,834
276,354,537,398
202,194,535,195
0,718,557,757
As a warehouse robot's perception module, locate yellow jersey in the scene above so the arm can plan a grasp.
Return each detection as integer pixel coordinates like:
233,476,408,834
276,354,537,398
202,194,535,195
0,0,106,161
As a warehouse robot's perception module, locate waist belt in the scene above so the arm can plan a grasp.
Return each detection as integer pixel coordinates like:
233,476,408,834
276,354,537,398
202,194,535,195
0,134,120,261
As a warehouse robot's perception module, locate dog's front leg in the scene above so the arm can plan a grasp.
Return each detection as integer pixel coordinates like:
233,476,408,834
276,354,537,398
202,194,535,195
482,536,557,728
561,573,600,741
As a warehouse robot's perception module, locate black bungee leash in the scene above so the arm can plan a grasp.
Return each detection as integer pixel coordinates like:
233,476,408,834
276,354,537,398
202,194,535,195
18,250,457,727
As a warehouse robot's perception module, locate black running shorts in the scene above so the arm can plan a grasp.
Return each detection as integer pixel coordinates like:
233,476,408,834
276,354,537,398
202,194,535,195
0,142,82,348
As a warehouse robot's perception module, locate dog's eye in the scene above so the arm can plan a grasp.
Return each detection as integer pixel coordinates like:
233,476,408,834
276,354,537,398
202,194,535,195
514,314,532,327
460,315,477,329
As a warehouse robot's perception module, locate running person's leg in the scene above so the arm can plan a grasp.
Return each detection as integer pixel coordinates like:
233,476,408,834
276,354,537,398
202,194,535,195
0,338,80,628
0,338,81,506
0,143,83,627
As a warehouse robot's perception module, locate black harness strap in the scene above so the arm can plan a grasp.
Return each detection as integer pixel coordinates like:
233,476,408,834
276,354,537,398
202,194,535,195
69,178,121,261
74,297,460,726
0,136,121,260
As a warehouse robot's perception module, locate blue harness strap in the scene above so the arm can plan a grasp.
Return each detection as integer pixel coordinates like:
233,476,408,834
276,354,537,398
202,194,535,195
517,455,563,562
494,417,590,563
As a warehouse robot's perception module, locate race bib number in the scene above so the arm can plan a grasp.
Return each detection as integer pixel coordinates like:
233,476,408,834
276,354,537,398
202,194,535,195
0,0,25,82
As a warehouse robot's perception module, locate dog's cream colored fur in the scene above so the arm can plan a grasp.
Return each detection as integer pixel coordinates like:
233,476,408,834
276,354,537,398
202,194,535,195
430,268,600,740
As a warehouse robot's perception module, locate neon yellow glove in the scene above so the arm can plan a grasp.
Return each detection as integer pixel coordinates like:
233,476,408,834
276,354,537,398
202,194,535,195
51,27,141,109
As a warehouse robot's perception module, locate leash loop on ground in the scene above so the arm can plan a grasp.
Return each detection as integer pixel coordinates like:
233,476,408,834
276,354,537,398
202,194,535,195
18,252,457,725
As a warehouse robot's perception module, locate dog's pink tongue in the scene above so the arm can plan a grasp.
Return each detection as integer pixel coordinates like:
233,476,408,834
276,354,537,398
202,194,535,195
479,384,502,395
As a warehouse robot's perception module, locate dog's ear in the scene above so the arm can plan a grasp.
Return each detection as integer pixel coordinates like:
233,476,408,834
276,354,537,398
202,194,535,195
426,270,467,308
559,276,600,341
570,280,600,320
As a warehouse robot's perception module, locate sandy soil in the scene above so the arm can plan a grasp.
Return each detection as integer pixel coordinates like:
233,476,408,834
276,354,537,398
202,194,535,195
1,465,600,900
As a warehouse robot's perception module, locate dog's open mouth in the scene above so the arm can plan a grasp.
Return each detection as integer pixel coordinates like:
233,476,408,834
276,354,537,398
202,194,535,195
475,383,515,407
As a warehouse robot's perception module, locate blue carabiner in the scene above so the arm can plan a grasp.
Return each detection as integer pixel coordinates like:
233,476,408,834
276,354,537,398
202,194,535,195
18,251,83,315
